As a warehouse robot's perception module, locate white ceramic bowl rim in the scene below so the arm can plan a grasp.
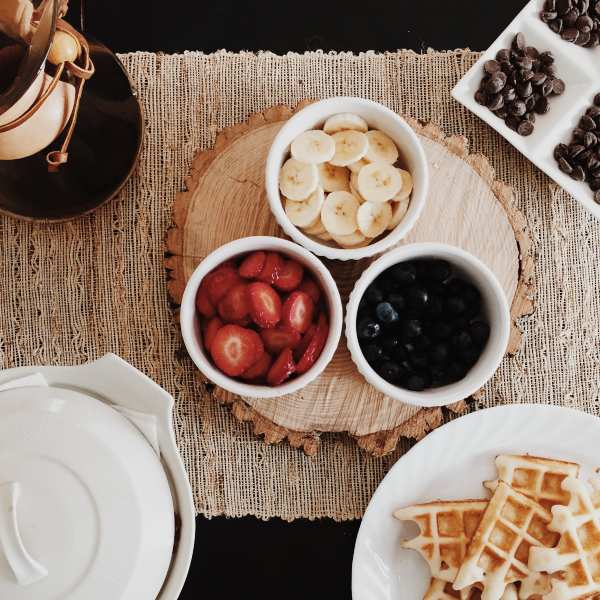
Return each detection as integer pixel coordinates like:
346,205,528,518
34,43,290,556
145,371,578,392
265,97,430,261
345,242,511,407
180,236,343,399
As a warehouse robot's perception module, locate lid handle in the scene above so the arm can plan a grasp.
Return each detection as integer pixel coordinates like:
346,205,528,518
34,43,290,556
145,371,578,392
0,482,48,586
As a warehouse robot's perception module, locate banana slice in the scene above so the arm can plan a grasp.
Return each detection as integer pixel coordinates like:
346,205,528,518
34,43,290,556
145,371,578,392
332,231,368,248
316,231,333,241
357,201,392,238
279,158,319,201
284,187,325,228
318,162,350,192
393,168,414,201
323,113,368,135
365,130,399,164
330,131,369,167
348,158,369,174
321,191,360,236
349,172,366,203
357,162,402,203
291,130,336,164
303,217,327,236
388,197,410,230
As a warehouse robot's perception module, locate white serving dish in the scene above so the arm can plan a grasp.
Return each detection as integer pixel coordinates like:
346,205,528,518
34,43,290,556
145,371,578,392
180,235,343,399
345,243,510,407
0,353,195,600
352,404,600,600
452,0,600,220
265,97,429,261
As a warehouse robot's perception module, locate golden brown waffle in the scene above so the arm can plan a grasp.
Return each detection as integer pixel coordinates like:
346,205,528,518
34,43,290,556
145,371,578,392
394,500,488,585
453,482,559,600
484,455,580,511
424,578,518,600
529,476,600,600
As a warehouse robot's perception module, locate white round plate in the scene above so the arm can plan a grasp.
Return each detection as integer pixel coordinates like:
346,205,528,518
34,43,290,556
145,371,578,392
352,404,600,600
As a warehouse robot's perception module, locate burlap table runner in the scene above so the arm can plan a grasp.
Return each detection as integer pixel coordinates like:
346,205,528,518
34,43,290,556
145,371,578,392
0,50,598,521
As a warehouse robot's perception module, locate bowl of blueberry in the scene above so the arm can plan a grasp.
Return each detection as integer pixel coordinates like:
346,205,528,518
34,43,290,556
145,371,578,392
345,243,510,407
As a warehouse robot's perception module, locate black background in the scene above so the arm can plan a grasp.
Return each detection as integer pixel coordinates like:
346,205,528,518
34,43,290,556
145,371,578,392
66,1,529,598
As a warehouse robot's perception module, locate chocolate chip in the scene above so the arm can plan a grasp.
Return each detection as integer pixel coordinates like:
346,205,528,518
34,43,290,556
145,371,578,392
576,14,594,30
584,132,598,147
570,144,586,158
563,8,580,26
580,114,597,130
517,81,533,98
541,10,559,21
487,94,504,111
586,106,600,118
550,18,564,33
484,60,501,74
552,79,566,95
576,30,591,45
519,69,534,82
539,51,555,65
595,93,600,106
475,90,487,105
559,157,574,173
512,33,526,51
546,0,557,9
554,143,569,159
503,87,517,102
562,26,581,41
590,178,600,191
542,80,555,96
535,96,550,114
496,49,511,62
525,46,540,59
532,72,548,86
486,73,507,94
543,64,557,77
595,191,600,204
571,165,586,181
518,120,535,136
557,0,572,14
509,100,527,116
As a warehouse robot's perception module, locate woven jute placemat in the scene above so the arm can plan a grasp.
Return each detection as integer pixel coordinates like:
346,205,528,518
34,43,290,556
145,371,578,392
0,50,598,521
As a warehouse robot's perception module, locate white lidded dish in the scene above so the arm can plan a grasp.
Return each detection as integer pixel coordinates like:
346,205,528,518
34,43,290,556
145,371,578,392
0,353,195,600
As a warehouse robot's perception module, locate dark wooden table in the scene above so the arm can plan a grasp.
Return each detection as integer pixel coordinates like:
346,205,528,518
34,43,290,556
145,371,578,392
66,1,528,597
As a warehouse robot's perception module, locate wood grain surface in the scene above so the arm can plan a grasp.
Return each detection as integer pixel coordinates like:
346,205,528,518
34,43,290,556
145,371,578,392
166,103,535,457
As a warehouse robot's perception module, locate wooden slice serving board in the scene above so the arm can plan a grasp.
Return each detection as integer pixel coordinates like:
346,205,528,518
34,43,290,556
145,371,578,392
166,102,534,457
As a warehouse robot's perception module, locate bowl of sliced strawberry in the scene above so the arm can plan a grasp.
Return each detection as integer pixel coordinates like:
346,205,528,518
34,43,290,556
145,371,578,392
180,236,343,398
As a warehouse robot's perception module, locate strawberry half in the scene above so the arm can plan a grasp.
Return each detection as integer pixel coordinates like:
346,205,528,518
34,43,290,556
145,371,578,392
203,266,242,305
258,252,284,285
218,283,250,322
247,282,282,328
274,260,304,292
281,291,314,334
261,327,301,355
240,352,272,382
210,325,264,377
293,323,317,361
239,251,266,279
298,277,321,304
296,314,329,374
203,316,223,352
195,284,216,318
266,348,296,386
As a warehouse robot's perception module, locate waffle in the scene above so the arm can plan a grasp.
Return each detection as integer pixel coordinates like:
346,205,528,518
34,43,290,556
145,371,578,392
394,500,488,584
528,476,600,600
453,481,559,600
484,455,580,511
424,578,518,600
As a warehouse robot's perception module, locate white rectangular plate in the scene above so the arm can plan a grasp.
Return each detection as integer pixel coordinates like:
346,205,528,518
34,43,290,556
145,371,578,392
452,0,600,220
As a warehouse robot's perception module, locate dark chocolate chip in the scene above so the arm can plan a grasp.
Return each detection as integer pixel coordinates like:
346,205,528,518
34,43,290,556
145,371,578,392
584,132,598,147
496,49,511,62
552,79,566,95
512,33,526,50
570,144,586,158
557,0,572,14
576,30,591,45
487,94,504,111
577,14,594,31
517,81,533,98
531,72,548,86
509,100,527,116
474,90,487,106
554,143,569,159
550,18,564,33
484,60,502,74
563,8,580,27
590,178,600,191
562,27,580,41
535,96,550,114
503,87,517,102
539,51,555,65
542,80,555,96
486,72,507,94
541,10,559,21
517,120,535,136
571,165,586,180
595,190,600,204
594,93,600,107
580,114,597,130
559,157,574,173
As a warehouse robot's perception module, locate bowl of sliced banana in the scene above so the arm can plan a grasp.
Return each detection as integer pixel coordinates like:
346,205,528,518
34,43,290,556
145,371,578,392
266,97,429,261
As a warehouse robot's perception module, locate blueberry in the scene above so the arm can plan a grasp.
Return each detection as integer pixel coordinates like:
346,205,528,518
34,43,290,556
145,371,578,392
401,319,423,339
378,361,402,383
414,334,432,350
363,343,384,365
402,341,417,354
426,295,444,316
430,321,453,340
461,346,480,367
375,302,399,324
390,262,417,286
427,260,452,282
470,321,490,346
388,292,406,311
407,286,430,310
447,278,468,295
452,317,469,331
462,283,481,307
447,361,467,383
404,373,428,391
451,330,473,350
381,334,401,353
430,365,449,387
365,284,384,305
429,342,450,364
409,350,429,370
358,295,369,312
446,296,467,315
357,318,381,340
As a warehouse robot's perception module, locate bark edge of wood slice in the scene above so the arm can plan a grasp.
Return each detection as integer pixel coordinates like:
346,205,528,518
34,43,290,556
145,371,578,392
165,101,535,458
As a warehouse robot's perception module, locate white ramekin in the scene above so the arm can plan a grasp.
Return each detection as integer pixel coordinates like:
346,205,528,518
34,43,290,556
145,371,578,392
180,236,343,399
345,243,511,407
265,97,429,261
